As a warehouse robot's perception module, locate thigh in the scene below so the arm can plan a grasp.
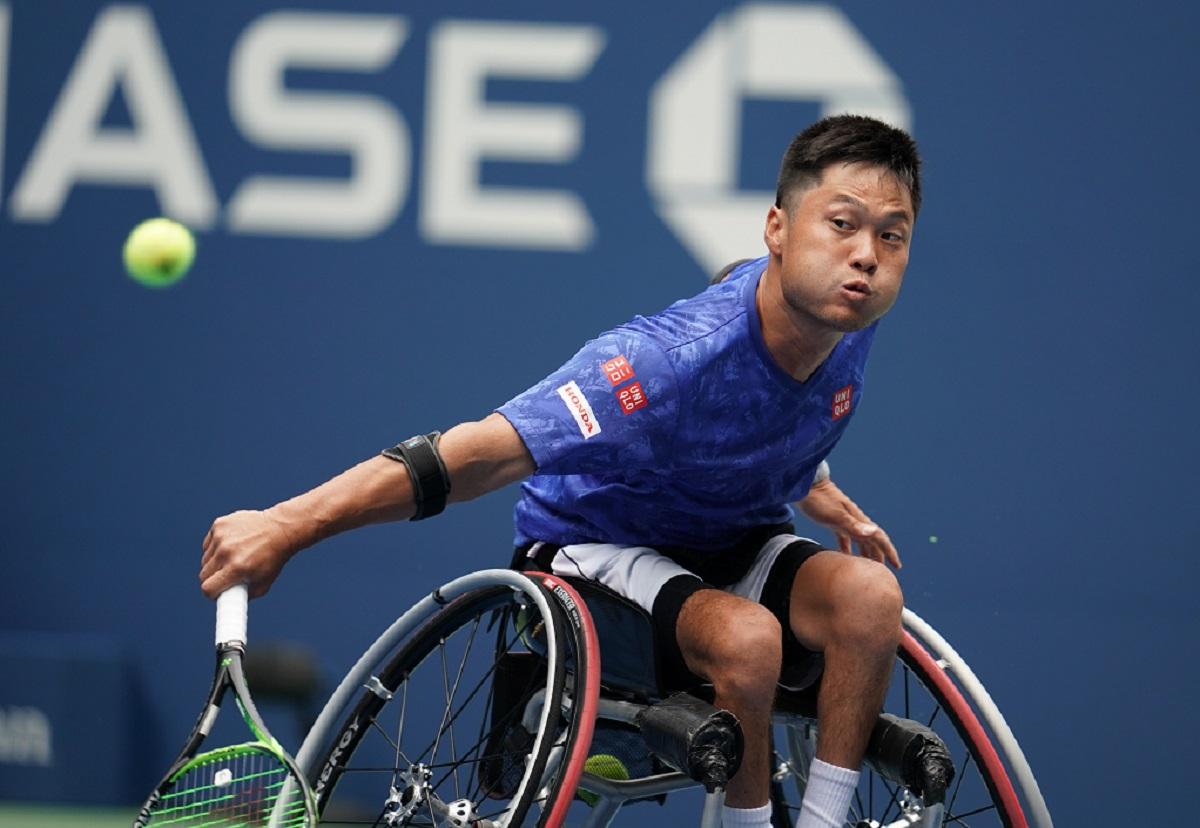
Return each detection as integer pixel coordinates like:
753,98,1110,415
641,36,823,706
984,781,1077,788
727,535,829,691
784,547,903,652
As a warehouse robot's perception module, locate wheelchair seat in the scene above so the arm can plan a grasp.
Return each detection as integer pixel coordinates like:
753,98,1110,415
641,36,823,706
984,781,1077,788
559,576,660,696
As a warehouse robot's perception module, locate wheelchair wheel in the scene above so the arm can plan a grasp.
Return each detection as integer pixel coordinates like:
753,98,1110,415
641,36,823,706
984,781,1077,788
771,623,1033,828
301,570,597,827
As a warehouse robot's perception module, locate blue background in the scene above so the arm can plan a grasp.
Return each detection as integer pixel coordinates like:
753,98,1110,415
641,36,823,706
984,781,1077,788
1,0,1197,821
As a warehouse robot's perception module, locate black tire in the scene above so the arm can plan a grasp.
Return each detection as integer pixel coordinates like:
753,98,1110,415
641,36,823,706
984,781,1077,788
770,631,1027,827
311,580,591,827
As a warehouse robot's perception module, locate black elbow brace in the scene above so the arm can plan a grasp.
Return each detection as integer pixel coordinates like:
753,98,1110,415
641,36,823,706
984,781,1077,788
381,432,451,520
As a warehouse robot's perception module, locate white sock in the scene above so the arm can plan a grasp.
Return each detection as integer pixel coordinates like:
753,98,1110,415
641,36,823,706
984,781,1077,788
795,758,860,828
722,802,773,828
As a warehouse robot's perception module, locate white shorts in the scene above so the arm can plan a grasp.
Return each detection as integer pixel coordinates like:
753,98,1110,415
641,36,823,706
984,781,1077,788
515,528,827,692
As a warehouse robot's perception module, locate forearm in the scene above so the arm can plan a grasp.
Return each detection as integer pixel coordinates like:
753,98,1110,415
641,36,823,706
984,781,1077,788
265,413,533,554
266,455,416,554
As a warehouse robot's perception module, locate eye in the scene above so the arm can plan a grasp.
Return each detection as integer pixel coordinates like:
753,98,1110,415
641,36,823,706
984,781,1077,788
830,218,853,231
881,231,906,243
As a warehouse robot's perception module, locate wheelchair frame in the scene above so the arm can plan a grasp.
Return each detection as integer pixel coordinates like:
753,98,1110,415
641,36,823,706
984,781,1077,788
294,569,1052,828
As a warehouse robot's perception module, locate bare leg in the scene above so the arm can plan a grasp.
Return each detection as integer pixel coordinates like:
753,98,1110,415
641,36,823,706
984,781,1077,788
676,590,782,807
787,551,903,768
673,552,901,812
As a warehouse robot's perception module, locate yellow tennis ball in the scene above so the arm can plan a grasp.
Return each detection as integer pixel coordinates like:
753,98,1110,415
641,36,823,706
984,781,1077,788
123,217,195,288
577,753,629,806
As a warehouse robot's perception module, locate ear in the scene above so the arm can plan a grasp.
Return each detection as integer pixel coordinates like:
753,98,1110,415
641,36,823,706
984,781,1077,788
764,205,787,256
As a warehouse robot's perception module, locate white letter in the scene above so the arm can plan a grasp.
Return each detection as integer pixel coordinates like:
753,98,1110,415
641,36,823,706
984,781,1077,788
9,5,216,226
226,12,407,238
422,21,604,250
647,3,911,273
0,707,52,766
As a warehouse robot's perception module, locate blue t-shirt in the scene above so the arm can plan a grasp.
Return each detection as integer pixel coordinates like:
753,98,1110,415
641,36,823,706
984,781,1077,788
496,257,877,550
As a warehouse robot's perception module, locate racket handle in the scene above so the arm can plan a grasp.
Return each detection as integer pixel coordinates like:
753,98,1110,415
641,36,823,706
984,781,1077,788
215,584,249,646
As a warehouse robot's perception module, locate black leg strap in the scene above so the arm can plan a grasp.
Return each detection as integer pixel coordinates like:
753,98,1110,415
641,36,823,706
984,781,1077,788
381,432,451,520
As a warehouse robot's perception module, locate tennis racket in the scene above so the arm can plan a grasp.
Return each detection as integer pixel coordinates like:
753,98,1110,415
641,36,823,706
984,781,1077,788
134,585,317,827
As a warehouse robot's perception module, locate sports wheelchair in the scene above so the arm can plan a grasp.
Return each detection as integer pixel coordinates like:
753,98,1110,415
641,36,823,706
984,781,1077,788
294,569,1052,827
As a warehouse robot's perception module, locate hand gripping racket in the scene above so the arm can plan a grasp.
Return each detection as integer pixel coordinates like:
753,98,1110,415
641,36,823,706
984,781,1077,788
134,586,317,827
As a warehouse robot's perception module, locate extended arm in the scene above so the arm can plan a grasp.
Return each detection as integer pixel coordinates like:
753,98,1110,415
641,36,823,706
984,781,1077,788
198,413,534,598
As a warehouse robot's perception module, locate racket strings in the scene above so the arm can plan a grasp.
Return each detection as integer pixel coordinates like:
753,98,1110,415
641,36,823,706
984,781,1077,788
150,746,309,826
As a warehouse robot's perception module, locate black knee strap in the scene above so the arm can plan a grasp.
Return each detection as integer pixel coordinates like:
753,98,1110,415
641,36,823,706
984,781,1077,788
381,432,451,520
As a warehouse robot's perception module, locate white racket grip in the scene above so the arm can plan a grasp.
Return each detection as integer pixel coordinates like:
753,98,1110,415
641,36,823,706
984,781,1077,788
215,585,249,646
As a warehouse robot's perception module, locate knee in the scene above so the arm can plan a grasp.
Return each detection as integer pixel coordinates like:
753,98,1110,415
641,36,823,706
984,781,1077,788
699,604,782,698
827,561,903,650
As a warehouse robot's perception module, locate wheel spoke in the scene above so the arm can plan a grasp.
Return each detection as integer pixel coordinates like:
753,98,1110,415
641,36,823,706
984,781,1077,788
424,784,438,827
394,672,409,782
852,785,866,823
874,775,904,824
904,663,912,716
468,642,499,805
430,635,451,770
948,802,997,821
439,613,482,801
947,744,974,815
367,715,400,756
868,766,874,817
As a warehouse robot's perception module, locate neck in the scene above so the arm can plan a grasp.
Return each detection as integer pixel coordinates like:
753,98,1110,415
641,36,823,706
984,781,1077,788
756,264,843,382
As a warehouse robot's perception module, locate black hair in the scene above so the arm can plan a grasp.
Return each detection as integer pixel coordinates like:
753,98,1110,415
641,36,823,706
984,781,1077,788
775,115,922,215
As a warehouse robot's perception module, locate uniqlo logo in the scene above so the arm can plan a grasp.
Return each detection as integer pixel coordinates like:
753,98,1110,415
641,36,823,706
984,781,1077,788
832,385,854,420
601,355,635,386
616,381,649,414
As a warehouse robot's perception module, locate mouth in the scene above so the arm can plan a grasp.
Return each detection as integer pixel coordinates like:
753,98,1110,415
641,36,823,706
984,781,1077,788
841,280,873,298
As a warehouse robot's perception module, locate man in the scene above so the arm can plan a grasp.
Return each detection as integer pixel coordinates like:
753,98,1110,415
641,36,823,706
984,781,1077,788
200,114,921,828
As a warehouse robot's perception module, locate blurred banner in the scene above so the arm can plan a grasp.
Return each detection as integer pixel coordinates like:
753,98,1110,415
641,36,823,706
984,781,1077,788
0,634,142,804
1,3,909,266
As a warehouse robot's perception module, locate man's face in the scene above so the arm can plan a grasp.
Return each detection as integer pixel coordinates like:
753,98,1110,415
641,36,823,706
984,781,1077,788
764,162,915,333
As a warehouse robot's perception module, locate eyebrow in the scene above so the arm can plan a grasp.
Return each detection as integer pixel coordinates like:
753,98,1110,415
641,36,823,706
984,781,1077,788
828,194,912,224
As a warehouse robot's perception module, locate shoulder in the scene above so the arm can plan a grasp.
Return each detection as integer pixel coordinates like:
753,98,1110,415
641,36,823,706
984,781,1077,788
622,260,760,357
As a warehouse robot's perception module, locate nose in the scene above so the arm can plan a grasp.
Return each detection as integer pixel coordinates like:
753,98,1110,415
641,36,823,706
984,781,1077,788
850,233,878,276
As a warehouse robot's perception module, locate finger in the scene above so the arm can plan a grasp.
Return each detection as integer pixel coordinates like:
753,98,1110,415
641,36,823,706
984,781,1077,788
848,522,879,555
854,536,884,563
836,533,853,556
198,544,233,585
877,530,902,569
862,527,902,569
200,570,230,600
201,525,217,566
198,553,220,584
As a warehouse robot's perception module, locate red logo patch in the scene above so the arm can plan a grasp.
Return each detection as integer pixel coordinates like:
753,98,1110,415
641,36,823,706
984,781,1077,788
616,381,649,414
601,355,635,386
832,385,854,420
